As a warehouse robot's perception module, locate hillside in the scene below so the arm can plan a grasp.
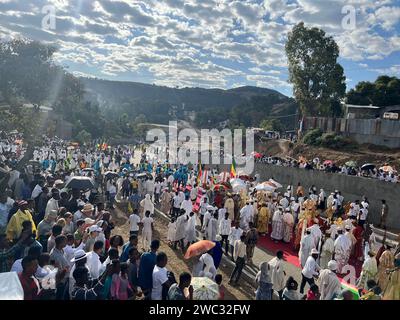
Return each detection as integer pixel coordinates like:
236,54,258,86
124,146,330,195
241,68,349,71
81,78,298,129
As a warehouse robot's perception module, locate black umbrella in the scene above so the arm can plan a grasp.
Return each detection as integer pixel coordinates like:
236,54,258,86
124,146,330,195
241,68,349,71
65,176,94,190
82,168,95,172
104,171,119,179
136,172,147,179
361,163,375,171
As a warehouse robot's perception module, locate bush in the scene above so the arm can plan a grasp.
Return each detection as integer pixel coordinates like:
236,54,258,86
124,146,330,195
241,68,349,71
319,133,350,149
302,129,322,146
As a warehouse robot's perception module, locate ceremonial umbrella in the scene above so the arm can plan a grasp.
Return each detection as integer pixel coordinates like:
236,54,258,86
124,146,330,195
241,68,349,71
268,178,282,189
253,152,263,159
184,240,215,259
82,168,95,172
345,161,357,168
230,178,246,192
255,183,275,192
65,176,94,190
191,277,220,300
323,160,333,166
212,184,229,191
361,163,375,171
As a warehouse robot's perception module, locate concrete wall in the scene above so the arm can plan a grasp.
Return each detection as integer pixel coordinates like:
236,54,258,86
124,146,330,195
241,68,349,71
254,164,400,230
303,117,400,148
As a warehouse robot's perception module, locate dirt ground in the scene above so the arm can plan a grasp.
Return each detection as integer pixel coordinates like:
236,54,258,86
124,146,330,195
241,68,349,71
110,205,255,300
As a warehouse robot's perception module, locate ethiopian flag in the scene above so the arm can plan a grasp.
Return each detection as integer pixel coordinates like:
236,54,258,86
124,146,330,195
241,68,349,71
230,157,236,178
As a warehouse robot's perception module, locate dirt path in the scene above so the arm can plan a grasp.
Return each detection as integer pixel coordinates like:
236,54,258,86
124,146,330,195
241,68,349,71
110,205,255,300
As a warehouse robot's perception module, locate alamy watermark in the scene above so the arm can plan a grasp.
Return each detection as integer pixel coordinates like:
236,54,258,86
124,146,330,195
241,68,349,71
341,5,356,30
145,121,254,174
42,5,56,31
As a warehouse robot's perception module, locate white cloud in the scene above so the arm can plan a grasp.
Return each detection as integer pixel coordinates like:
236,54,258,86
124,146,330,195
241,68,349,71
0,0,398,91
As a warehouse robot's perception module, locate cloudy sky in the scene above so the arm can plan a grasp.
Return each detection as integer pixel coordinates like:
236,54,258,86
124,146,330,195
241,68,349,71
0,0,399,96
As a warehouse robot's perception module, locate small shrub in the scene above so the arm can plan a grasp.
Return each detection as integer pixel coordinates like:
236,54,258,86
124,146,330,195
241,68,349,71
303,129,322,146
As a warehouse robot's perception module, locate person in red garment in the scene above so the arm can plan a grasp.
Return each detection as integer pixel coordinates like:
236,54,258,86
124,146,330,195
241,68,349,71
352,221,364,262
214,192,223,209
18,256,40,300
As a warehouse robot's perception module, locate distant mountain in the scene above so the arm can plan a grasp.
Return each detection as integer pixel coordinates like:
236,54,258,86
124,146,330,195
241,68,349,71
81,78,298,129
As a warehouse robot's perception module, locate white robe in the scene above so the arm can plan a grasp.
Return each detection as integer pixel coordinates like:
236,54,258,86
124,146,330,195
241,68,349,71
185,215,197,243
269,257,285,292
239,205,254,231
181,199,193,216
207,217,218,241
175,215,187,241
140,194,154,215
320,238,335,270
317,269,341,300
299,234,315,267
309,224,322,248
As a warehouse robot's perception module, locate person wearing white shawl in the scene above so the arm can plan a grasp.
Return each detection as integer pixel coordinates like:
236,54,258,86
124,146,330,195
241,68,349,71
255,261,273,300
268,251,286,299
184,212,197,245
299,228,315,268
282,208,294,243
217,207,227,227
180,194,193,217
140,194,154,217
270,207,284,242
239,202,254,231
334,228,352,274
317,260,342,300
207,212,218,242
309,220,322,248
320,231,335,269
357,251,378,289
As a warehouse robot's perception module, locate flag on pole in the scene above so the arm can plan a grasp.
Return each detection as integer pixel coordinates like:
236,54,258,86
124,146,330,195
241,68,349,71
230,157,236,178
197,161,202,185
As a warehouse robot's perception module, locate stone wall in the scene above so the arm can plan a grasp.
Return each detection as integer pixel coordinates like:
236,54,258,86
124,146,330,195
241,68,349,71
254,164,400,230
303,117,400,148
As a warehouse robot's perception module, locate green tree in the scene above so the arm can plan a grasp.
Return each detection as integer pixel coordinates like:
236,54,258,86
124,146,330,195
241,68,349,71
76,130,92,145
285,22,346,116
260,119,283,132
347,76,400,106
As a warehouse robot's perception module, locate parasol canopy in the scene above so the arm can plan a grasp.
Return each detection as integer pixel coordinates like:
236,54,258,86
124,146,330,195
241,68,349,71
361,163,375,171
268,178,282,189
184,240,215,259
345,161,357,168
379,165,395,173
65,176,94,190
212,184,229,191
255,183,275,192
323,160,333,166
253,152,263,159
230,178,246,192
82,168,95,172
104,171,119,179
191,277,220,300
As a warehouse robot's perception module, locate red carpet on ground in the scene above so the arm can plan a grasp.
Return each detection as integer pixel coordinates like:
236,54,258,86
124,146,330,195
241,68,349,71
258,233,301,268
257,226,362,279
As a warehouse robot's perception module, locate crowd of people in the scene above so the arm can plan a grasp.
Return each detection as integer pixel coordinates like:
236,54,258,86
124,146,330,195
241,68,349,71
0,132,399,301
255,155,398,183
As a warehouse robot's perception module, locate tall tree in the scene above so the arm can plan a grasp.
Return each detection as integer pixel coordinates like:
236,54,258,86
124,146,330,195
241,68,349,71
285,22,346,117
347,76,400,106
